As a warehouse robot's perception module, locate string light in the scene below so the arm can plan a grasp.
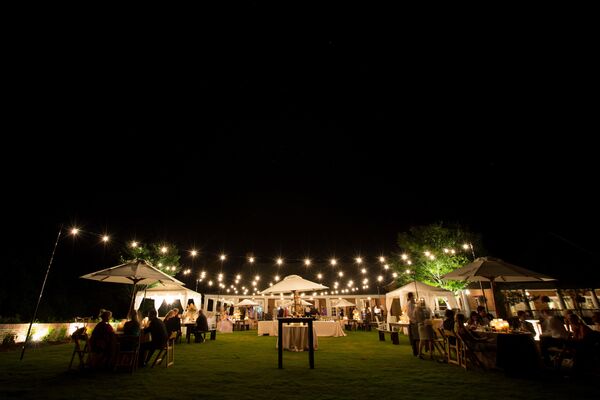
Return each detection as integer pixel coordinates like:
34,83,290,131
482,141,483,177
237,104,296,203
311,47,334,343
43,224,477,296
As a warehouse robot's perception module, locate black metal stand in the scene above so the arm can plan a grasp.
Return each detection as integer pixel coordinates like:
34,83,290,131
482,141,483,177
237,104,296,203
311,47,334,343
277,317,314,369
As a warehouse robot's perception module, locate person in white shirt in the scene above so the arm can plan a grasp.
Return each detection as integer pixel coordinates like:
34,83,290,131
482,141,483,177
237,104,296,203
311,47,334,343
539,308,568,367
406,292,418,357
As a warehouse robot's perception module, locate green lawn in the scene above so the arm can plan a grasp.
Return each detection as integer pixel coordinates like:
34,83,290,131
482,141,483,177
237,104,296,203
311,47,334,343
0,331,595,400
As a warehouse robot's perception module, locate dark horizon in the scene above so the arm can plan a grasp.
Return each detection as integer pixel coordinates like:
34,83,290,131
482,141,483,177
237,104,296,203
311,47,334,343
2,15,598,320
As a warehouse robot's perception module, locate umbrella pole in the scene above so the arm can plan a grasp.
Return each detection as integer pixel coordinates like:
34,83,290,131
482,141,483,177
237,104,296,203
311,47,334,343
129,285,137,314
479,281,489,313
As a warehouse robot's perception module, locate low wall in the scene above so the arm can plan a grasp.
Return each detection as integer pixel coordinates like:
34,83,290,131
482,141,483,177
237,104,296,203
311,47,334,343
0,322,103,344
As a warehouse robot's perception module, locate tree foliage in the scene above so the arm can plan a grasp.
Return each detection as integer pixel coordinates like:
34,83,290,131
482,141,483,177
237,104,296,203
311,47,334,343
393,223,483,292
120,243,182,277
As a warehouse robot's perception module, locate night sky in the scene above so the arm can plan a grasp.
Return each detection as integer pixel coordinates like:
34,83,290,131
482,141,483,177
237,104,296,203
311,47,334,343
2,13,598,319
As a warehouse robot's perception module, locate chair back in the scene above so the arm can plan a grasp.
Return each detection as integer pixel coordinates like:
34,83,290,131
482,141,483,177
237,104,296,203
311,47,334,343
68,332,89,370
114,335,141,373
441,329,460,366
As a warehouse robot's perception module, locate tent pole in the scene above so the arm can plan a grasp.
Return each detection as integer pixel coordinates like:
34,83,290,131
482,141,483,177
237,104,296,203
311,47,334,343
21,226,62,361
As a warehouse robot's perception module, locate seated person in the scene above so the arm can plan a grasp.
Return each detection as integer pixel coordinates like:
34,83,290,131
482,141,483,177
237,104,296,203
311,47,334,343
476,306,493,327
183,301,198,323
164,308,182,341
139,309,168,367
566,313,600,372
89,309,117,369
514,310,536,335
442,309,455,332
455,313,496,354
123,309,141,336
467,311,480,330
195,309,210,342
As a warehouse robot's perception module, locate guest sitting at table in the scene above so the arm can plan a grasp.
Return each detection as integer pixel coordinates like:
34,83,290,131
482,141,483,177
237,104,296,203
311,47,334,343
514,310,536,335
139,309,168,367
183,300,198,323
442,309,455,332
89,309,117,370
123,309,141,337
164,308,182,342
477,306,493,327
455,313,496,368
195,309,209,342
467,311,480,330
566,313,600,373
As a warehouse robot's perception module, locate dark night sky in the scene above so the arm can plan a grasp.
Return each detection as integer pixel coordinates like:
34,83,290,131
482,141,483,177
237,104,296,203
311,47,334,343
2,11,598,318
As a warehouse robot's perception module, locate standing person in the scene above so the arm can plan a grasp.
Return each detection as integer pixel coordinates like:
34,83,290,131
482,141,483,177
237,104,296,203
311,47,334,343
407,292,419,357
415,299,434,359
364,306,372,323
139,309,168,367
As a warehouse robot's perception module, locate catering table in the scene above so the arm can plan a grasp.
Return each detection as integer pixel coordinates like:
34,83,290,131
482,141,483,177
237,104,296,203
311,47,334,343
277,318,316,369
276,323,319,352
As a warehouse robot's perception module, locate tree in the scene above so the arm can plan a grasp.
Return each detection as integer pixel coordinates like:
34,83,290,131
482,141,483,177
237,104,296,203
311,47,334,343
120,243,182,277
393,223,483,292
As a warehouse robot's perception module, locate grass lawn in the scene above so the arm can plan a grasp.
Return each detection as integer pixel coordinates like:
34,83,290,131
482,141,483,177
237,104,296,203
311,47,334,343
0,330,595,400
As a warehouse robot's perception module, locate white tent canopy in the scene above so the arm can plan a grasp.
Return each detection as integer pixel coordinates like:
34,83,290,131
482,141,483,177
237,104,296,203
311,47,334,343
134,282,202,312
385,281,459,318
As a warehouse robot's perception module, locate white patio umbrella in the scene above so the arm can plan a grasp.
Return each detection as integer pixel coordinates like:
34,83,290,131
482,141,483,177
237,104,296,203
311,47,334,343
234,299,260,307
259,275,328,316
333,298,356,307
80,258,184,312
442,257,555,315
280,298,313,307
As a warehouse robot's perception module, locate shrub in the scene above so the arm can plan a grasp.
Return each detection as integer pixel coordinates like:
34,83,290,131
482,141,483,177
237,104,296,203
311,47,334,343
44,327,69,342
2,332,17,347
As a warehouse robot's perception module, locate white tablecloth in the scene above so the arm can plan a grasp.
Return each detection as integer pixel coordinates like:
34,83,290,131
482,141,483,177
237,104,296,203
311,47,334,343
276,324,318,351
258,320,346,337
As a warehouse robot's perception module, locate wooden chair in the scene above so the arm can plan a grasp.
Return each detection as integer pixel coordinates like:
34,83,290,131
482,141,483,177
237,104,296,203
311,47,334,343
442,329,460,366
68,329,89,370
429,328,447,360
151,332,177,368
114,335,141,373
456,333,485,370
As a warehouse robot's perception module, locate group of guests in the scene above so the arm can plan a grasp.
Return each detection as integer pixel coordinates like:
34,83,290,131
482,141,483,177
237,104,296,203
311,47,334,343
87,300,211,370
405,293,499,365
539,309,600,372
404,290,600,373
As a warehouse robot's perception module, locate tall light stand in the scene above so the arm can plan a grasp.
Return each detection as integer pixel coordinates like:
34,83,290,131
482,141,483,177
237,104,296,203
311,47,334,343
20,225,63,361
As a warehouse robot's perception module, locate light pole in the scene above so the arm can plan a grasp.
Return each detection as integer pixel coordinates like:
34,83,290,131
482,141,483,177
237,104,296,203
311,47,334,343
21,225,75,361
